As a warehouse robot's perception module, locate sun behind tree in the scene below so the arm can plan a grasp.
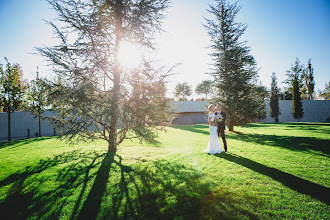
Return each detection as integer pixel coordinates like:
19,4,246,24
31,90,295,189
118,41,143,69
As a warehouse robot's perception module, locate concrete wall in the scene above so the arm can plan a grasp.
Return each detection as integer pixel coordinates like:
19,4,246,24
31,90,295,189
0,111,58,140
172,112,208,125
263,100,330,123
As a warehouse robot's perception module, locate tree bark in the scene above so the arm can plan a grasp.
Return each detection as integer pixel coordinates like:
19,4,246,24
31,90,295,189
108,0,123,153
8,111,11,141
228,120,234,132
39,115,41,137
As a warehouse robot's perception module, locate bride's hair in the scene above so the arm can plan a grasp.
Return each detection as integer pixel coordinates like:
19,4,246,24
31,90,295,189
208,104,215,112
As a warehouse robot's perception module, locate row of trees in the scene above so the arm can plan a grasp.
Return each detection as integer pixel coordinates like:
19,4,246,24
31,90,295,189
0,59,50,141
2,0,329,149
174,80,213,100
269,57,327,122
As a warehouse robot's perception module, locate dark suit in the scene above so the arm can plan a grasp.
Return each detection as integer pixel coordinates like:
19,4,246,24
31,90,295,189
216,111,227,151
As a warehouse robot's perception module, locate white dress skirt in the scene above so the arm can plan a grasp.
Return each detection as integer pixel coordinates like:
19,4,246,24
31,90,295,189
204,113,224,154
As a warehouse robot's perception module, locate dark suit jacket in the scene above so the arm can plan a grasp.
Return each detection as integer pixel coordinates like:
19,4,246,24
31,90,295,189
216,111,226,131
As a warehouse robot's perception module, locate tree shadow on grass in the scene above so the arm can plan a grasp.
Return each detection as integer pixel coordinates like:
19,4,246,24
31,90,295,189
172,124,329,156
0,137,54,150
231,132,329,157
0,148,264,219
0,149,106,220
216,153,330,205
97,157,262,220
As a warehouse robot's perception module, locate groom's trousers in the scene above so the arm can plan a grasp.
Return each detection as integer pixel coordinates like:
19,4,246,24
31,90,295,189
217,129,227,151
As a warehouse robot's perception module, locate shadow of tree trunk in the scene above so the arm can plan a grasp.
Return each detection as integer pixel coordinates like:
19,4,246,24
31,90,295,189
217,153,330,205
77,152,115,219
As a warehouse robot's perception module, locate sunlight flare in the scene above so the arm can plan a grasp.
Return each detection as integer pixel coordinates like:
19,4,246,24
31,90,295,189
117,41,143,69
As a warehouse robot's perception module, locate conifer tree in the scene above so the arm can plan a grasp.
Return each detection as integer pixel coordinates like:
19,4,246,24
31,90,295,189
285,58,304,121
0,58,27,141
270,72,280,122
37,0,172,152
204,0,264,131
305,59,315,100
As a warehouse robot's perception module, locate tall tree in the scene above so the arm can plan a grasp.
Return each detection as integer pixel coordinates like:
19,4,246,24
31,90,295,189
304,58,315,100
269,72,280,122
285,58,304,121
0,58,27,141
195,80,213,100
37,0,172,152
204,0,264,131
174,82,192,100
26,68,49,137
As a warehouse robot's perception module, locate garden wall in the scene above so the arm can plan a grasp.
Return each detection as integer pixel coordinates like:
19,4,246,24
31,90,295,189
0,111,58,140
263,100,330,123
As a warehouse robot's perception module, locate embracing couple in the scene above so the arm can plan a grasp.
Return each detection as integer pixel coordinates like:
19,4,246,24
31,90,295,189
204,104,228,154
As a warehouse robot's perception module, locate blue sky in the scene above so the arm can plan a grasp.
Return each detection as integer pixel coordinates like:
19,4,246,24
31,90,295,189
0,0,329,98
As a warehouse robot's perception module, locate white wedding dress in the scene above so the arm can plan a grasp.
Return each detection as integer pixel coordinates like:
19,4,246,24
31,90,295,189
204,112,224,154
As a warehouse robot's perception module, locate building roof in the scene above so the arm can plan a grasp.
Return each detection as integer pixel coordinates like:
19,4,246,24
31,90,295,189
172,101,209,113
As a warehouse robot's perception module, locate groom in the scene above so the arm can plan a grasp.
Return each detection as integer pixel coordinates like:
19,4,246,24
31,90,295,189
216,104,227,152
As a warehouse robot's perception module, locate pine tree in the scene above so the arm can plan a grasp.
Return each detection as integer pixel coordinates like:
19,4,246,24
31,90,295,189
285,58,304,121
0,58,27,141
195,80,213,100
204,0,264,131
292,76,304,121
26,68,49,137
37,0,172,152
305,59,315,100
270,72,280,122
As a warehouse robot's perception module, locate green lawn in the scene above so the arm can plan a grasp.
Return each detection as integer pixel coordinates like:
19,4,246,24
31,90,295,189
0,123,329,219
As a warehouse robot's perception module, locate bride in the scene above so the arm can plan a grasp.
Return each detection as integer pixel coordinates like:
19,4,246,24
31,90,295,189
204,104,224,154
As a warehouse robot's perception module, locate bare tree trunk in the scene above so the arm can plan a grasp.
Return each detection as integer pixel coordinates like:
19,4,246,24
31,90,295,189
228,121,234,132
39,115,41,137
8,111,11,141
108,0,123,153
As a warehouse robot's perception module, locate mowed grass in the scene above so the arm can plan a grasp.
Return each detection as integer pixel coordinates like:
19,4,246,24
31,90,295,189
0,123,329,219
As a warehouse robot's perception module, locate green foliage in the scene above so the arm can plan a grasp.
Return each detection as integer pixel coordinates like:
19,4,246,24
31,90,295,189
0,58,27,140
26,68,49,136
0,123,329,219
321,81,330,100
285,58,304,120
251,84,267,120
204,0,265,131
278,88,292,100
195,79,213,99
37,0,172,152
292,77,304,120
174,82,192,100
0,58,27,112
303,59,315,100
270,72,280,122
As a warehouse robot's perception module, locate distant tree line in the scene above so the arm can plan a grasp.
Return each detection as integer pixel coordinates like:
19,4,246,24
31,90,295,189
269,57,327,122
